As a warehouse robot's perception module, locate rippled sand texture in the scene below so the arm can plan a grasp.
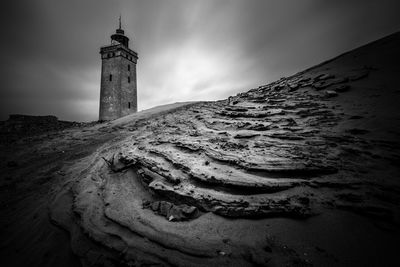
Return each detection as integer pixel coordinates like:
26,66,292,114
1,32,400,266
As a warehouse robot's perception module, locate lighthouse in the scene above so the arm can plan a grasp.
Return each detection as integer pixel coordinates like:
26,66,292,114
99,17,138,121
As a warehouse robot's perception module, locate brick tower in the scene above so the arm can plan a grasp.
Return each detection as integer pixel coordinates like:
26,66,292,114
99,16,138,121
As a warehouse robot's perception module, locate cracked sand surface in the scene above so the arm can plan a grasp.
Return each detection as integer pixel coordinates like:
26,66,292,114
1,32,400,266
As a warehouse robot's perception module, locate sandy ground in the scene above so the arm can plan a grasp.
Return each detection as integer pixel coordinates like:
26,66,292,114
0,102,195,267
1,32,400,266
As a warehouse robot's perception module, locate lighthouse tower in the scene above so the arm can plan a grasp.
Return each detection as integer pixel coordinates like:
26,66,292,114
99,17,138,121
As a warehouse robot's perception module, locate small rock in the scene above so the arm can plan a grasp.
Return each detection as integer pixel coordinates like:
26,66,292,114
325,90,338,98
288,83,300,91
151,201,160,211
333,84,350,92
213,206,225,213
315,73,334,81
142,200,151,209
312,81,329,90
181,205,197,215
159,201,173,216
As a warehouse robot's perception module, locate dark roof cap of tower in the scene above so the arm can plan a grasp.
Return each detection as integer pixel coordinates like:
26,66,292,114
111,15,129,47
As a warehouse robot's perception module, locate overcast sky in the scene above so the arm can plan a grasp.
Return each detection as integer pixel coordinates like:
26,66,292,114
1,0,399,121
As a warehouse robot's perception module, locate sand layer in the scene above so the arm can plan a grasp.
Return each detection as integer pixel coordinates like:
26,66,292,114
1,32,400,266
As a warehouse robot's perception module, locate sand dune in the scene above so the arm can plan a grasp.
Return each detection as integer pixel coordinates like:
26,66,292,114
1,32,400,266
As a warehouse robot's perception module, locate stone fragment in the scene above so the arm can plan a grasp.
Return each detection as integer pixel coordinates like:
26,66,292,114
315,73,334,81
159,201,173,216
288,83,300,91
313,81,329,90
143,200,199,221
325,90,338,98
151,201,160,211
181,205,197,216
333,84,350,92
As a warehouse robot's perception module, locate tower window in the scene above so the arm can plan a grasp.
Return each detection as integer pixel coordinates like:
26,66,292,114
112,52,115,57
128,64,130,71
109,74,112,81
128,102,131,109
128,76,130,83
